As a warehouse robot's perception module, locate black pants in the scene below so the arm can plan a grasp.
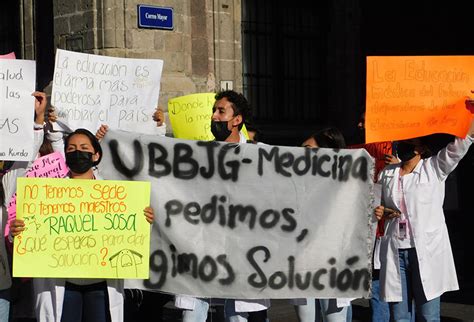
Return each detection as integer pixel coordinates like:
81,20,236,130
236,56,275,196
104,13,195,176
248,310,268,322
61,281,110,322
124,289,174,322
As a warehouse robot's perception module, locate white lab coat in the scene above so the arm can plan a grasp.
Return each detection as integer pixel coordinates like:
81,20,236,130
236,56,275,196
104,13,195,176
175,132,270,313
377,136,473,302
175,295,271,313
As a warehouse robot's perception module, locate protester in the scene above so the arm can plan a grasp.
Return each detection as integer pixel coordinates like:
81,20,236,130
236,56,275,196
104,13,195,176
9,128,154,322
349,111,400,322
175,90,270,322
351,112,398,178
293,126,352,322
373,100,474,321
1,91,48,322
0,162,14,322
102,106,175,322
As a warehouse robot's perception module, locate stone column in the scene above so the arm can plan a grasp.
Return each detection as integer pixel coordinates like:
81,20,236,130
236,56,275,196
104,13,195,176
211,0,242,92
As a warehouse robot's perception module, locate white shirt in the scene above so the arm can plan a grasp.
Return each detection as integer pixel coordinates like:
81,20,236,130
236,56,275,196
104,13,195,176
394,177,415,249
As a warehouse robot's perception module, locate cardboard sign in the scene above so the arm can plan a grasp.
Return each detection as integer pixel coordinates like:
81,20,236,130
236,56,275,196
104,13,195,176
13,178,151,279
5,152,69,237
366,56,474,143
51,49,164,134
0,59,36,161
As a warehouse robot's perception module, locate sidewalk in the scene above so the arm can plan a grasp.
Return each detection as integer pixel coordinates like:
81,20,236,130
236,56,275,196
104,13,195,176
267,299,474,322
161,298,474,322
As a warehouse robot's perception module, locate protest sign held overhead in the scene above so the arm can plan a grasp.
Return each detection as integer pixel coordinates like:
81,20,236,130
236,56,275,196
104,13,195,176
366,56,474,143
99,129,375,299
51,49,163,134
0,59,36,161
13,177,151,279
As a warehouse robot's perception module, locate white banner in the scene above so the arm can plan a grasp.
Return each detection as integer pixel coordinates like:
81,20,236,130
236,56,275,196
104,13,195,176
100,130,375,299
51,49,163,134
0,60,36,161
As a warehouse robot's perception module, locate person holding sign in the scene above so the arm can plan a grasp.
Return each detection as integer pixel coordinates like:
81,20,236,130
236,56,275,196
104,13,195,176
96,111,174,322
374,100,474,321
1,91,48,322
175,90,270,322
293,127,352,322
10,128,154,322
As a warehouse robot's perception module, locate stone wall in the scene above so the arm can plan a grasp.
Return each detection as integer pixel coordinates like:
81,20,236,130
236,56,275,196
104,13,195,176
49,0,243,108
20,1,35,59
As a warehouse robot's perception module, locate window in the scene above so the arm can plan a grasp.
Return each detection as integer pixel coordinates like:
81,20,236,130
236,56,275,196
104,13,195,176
242,0,329,145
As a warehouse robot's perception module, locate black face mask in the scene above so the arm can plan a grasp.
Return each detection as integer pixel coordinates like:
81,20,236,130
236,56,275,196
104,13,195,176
396,142,417,162
211,120,232,141
66,150,94,174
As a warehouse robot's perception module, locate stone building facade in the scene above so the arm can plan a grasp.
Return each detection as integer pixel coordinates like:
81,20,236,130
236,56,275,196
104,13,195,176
2,0,366,145
11,0,243,109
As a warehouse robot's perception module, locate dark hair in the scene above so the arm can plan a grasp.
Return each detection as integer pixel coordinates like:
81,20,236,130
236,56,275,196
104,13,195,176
64,128,103,166
418,134,454,158
416,139,432,159
39,128,55,157
396,134,449,160
214,90,251,130
308,127,346,149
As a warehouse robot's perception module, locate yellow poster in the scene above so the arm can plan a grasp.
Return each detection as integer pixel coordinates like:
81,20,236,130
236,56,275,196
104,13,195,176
168,93,216,140
13,177,151,279
168,93,249,141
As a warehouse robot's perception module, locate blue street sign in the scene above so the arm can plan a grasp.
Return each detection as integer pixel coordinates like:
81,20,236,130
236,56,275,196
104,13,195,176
137,5,173,30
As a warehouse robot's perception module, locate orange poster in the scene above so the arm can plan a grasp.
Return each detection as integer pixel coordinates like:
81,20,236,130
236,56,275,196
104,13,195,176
365,56,474,143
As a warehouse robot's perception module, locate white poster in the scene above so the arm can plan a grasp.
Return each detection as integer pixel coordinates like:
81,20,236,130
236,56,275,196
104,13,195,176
100,130,375,299
0,60,36,161
51,49,163,134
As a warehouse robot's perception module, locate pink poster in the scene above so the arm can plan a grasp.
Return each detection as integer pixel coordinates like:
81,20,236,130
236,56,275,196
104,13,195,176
0,52,16,59
5,152,69,236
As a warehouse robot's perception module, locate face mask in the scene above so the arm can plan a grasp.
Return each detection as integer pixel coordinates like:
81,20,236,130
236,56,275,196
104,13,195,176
211,120,232,141
66,150,94,174
396,142,417,162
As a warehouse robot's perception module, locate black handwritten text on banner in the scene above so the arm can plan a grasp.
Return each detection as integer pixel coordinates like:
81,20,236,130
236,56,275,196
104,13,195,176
99,130,375,299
